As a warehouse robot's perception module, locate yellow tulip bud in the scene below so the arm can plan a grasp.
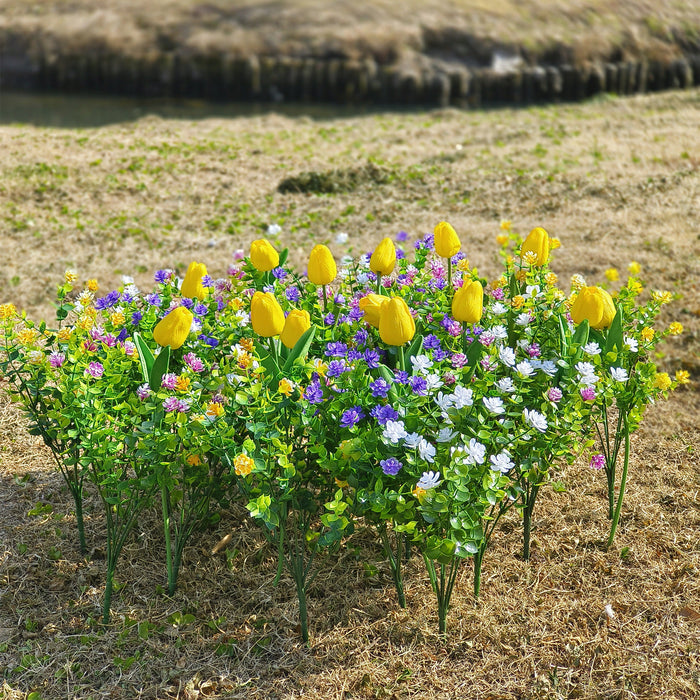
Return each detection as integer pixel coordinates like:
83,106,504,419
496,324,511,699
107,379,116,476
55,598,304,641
250,239,280,272
153,306,194,350
307,244,337,286
370,237,396,277
359,294,389,329
280,309,311,349
180,261,208,299
570,286,617,329
434,221,461,259
452,280,484,324
379,297,415,346
250,291,285,337
520,227,550,266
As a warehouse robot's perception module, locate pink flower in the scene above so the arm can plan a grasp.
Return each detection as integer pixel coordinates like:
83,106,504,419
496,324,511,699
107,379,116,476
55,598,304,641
547,387,563,402
184,352,205,373
85,362,104,378
49,351,65,368
580,387,596,401
590,454,606,470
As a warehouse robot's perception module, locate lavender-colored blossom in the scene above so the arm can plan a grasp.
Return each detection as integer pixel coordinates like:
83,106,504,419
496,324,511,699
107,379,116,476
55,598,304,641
285,286,301,303
161,373,178,390
136,383,151,401
580,387,597,401
354,328,369,346
154,269,172,284
527,343,541,358
304,381,324,404
363,349,381,369
49,351,65,368
380,457,403,476
396,248,406,260
451,353,467,368
590,454,606,470
272,267,287,280
180,297,194,310
94,290,120,311
163,396,180,412
131,310,143,325
327,360,348,378
194,303,208,316
184,352,205,372
394,370,409,384
371,405,399,425
395,230,409,243
347,349,362,362
323,313,335,326
369,378,391,398
198,334,219,348
201,274,213,288
409,376,428,395
340,406,365,428
146,293,162,307
348,306,364,323
325,342,347,358
84,362,104,378
547,387,563,403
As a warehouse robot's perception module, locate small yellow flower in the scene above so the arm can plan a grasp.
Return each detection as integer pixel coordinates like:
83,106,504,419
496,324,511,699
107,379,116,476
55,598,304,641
278,378,294,397
549,237,561,250
412,485,427,502
237,351,254,370
313,359,328,377
0,303,16,320
641,327,655,342
496,234,509,247
653,372,672,391
668,322,683,335
675,370,690,385
512,295,525,309
516,269,528,282
228,297,243,311
77,314,94,331
110,310,125,327
186,454,202,466
570,274,586,292
456,258,471,272
522,251,538,266
175,375,191,392
605,268,619,282
652,290,673,305
234,454,254,477
627,278,643,296
500,220,512,232
206,401,225,417
552,289,566,301
544,272,558,286
16,328,38,345
64,269,78,285
491,276,506,289
239,337,255,353
628,261,641,275
86,279,99,292
57,327,72,342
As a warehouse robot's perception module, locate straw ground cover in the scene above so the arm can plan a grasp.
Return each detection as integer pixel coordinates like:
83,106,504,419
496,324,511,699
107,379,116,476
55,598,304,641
0,89,699,698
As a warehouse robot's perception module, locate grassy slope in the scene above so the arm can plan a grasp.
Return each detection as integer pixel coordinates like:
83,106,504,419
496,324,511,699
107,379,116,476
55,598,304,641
0,90,698,699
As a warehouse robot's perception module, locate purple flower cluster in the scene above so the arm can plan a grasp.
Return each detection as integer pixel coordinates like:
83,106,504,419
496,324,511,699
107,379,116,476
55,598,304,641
304,381,324,405
380,457,403,476
369,378,391,398
371,404,399,425
340,406,365,428
285,286,301,303
590,454,606,470
161,373,178,390
84,361,104,378
163,396,189,413
94,291,120,311
184,352,205,372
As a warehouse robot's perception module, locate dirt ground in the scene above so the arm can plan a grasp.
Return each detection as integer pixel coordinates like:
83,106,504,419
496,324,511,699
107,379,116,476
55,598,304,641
0,88,699,698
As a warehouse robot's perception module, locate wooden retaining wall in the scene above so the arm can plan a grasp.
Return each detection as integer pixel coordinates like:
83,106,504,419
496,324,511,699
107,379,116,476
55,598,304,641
1,42,699,107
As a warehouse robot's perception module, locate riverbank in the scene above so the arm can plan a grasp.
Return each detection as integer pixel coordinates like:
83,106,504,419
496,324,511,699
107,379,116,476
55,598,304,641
2,0,700,105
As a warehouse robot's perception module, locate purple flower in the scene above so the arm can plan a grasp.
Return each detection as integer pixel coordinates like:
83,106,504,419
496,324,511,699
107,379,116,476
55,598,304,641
198,334,219,348
180,297,194,310
272,267,287,280
527,343,541,358
177,399,190,413
84,362,104,378
202,274,214,288
323,312,335,326
396,248,406,260
547,387,563,403
325,342,348,358
304,381,324,405
327,360,348,378
423,334,441,351
184,352,205,372
146,293,162,307
395,231,409,243
380,457,403,476
137,383,151,400
415,233,434,251
434,349,449,362
340,406,365,428
363,349,381,368
348,306,364,323
451,353,468,368
409,376,428,395
347,349,362,362
285,286,301,303
580,387,596,401
154,269,172,284
94,291,120,311
491,287,505,301
49,351,65,368
443,372,456,386
394,370,409,384
194,303,208,316
354,328,369,346
120,291,136,304
334,293,345,304
163,396,180,412
161,373,178,390
371,404,399,425
103,333,117,347
369,378,391,398
131,310,143,325
590,454,606,470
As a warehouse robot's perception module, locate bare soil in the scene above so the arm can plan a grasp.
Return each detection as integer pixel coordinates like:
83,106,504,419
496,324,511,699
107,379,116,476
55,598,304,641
0,88,699,698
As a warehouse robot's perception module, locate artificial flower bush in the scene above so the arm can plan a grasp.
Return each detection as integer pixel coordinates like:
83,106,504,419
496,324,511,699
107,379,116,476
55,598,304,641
0,220,687,639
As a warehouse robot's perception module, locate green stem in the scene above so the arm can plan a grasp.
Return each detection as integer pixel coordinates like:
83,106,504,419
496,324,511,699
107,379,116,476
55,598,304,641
607,415,631,549
103,563,115,625
378,525,406,608
462,322,469,354
473,549,483,599
447,258,452,293
161,486,175,596
522,482,541,562
322,285,328,312
398,345,406,373
74,490,87,556
376,274,382,294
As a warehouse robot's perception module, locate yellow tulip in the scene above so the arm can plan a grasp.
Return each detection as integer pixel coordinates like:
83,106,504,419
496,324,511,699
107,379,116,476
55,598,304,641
307,244,337,286
153,306,194,350
434,221,461,259
359,294,389,329
180,261,208,299
452,280,483,324
250,239,280,272
370,237,396,277
570,286,617,329
379,297,415,346
250,291,285,337
280,309,311,349
520,227,550,266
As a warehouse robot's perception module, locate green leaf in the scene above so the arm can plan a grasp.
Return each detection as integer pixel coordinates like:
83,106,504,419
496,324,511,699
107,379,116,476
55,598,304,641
133,332,155,384
278,247,289,267
605,305,623,353
282,326,316,372
405,333,424,366
149,346,171,391
572,319,590,347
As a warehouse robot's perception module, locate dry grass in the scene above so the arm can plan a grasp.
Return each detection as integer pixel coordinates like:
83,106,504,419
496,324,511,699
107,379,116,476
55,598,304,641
0,89,699,698
1,0,700,67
